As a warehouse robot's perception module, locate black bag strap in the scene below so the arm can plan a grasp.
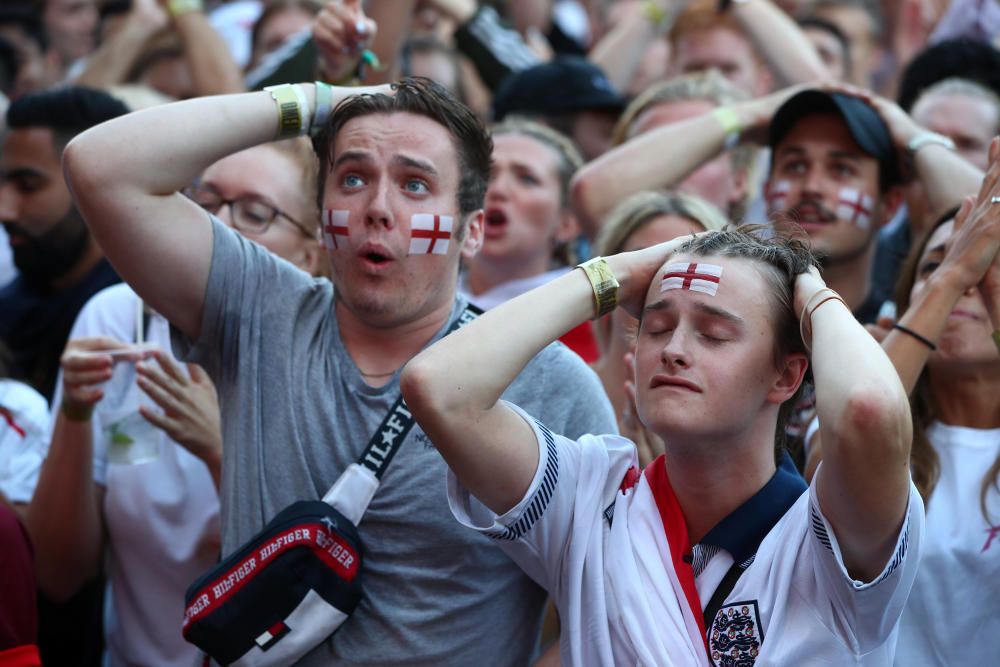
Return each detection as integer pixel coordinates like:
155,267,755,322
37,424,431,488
355,304,480,480
702,553,754,632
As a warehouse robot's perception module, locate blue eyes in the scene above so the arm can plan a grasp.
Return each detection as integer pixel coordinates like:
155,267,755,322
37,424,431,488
405,180,429,194
342,174,364,188
340,174,429,195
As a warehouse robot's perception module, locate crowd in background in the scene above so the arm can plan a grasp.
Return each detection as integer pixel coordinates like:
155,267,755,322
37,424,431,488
0,0,998,665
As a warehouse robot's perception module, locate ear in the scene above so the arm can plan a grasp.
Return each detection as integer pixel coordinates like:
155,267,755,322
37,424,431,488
460,209,484,260
767,352,808,406
554,209,580,245
875,185,906,230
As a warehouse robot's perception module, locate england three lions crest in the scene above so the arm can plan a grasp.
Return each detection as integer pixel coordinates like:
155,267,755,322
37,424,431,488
709,600,764,667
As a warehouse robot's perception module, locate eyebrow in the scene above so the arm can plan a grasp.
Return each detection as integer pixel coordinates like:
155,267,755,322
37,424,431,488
642,298,744,325
0,166,47,181
332,150,439,177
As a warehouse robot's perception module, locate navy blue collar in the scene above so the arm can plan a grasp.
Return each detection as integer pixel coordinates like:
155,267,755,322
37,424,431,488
697,452,807,564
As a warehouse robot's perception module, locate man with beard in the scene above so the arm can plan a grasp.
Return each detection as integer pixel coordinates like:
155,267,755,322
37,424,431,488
0,86,128,402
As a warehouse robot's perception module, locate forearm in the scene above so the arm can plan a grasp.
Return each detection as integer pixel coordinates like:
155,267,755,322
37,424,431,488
731,0,829,86
883,272,965,393
174,11,245,95
75,16,160,88
914,145,984,232
571,111,729,236
25,414,104,600
588,9,663,93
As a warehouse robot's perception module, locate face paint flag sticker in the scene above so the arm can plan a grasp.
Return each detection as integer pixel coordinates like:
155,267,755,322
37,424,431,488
836,188,873,229
322,209,349,250
409,214,453,255
661,262,724,296
765,180,791,215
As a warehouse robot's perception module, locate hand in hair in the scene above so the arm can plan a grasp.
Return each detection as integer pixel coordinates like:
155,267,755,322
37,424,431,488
313,0,377,82
731,83,812,144
611,231,710,318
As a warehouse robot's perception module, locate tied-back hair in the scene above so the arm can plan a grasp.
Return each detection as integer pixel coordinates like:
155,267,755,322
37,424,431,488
596,190,728,258
675,225,819,454
313,76,493,234
894,209,1000,522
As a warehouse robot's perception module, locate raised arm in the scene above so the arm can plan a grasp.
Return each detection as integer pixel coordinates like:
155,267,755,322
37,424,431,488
728,0,831,87
401,240,686,514
74,0,168,90
171,0,245,95
588,1,674,93
801,266,914,581
62,83,375,339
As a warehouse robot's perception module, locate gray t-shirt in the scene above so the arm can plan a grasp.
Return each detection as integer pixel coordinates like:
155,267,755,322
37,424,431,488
174,218,617,666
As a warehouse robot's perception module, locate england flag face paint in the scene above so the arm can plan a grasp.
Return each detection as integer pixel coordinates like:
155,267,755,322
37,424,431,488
409,214,453,255
836,188,874,230
765,180,792,216
660,262,724,296
322,209,350,251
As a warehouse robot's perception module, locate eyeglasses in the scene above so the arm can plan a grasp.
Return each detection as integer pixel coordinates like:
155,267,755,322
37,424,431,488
183,184,315,238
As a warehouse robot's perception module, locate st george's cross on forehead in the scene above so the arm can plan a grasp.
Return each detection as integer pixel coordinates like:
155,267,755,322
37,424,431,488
836,188,874,230
322,209,350,250
765,180,792,215
660,262,724,296
409,214,453,255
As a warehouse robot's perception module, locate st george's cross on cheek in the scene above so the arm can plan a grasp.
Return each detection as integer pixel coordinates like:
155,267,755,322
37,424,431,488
322,209,350,250
836,188,874,230
764,180,792,216
660,262,724,296
409,214,453,255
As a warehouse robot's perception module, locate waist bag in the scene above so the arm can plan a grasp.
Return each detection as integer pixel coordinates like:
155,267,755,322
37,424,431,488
181,306,479,666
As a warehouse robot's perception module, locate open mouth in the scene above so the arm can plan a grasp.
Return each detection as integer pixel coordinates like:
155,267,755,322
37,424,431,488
484,208,508,237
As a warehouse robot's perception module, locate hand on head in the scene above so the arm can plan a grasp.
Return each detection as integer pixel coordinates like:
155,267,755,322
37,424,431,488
611,230,711,319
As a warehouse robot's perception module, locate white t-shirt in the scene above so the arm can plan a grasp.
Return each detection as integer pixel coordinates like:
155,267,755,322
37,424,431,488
50,283,221,667
0,379,49,503
449,404,923,666
894,421,1000,666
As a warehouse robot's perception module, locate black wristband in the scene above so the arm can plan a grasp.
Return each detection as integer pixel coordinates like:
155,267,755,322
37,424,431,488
892,323,937,351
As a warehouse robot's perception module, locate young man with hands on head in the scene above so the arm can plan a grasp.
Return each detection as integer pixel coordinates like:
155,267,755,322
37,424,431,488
63,73,614,665
402,225,923,665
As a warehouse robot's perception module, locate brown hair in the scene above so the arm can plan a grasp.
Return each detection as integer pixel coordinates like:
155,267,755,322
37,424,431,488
894,212,1000,521
674,225,819,453
313,77,493,232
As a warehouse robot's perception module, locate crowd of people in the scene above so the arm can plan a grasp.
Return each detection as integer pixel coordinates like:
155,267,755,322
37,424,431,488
0,0,997,666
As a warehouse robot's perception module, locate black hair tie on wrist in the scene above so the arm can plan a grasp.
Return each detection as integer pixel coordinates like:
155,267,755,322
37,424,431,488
892,323,937,351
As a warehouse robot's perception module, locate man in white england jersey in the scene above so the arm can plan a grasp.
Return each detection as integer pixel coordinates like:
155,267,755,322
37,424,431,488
402,226,923,666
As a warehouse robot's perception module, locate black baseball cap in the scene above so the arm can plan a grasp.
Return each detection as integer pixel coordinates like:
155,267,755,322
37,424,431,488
492,56,627,121
768,89,901,187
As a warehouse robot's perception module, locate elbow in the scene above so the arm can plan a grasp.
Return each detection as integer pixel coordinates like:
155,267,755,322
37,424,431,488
833,385,912,461
62,132,108,201
400,356,446,423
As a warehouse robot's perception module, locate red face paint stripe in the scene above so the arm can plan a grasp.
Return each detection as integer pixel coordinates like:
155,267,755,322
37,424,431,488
662,263,722,290
410,215,451,253
644,457,708,651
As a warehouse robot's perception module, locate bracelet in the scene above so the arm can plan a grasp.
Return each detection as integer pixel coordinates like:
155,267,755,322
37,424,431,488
264,84,307,139
577,257,620,319
892,323,937,351
798,288,847,353
711,107,742,150
993,330,1000,355
168,0,204,17
61,401,94,423
312,81,334,135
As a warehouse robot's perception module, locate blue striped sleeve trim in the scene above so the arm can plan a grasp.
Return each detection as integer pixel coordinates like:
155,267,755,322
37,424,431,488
873,517,909,585
810,506,833,552
485,420,560,541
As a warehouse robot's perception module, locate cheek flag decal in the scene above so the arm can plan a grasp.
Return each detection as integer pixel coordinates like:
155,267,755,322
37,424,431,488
765,180,791,215
322,210,349,250
661,262,724,297
409,214,453,255
836,188,874,229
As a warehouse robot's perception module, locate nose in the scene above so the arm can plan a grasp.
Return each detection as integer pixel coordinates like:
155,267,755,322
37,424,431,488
0,182,19,223
660,327,691,370
801,164,825,197
364,177,394,229
486,170,509,202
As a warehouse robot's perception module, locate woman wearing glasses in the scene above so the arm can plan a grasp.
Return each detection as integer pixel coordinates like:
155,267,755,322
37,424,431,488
27,139,323,667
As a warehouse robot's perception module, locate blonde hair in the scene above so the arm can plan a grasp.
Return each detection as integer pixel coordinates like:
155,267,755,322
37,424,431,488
490,116,584,206
596,190,728,257
266,137,321,236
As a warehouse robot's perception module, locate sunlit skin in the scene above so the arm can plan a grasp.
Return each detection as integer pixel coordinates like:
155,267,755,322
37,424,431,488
911,93,997,170
199,145,320,275
672,27,770,95
634,253,802,455
468,133,573,293
767,113,887,261
629,99,742,213
322,112,483,329
912,221,1000,370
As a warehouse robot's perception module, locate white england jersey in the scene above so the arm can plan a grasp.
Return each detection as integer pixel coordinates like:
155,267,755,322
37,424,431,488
448,404,923,666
